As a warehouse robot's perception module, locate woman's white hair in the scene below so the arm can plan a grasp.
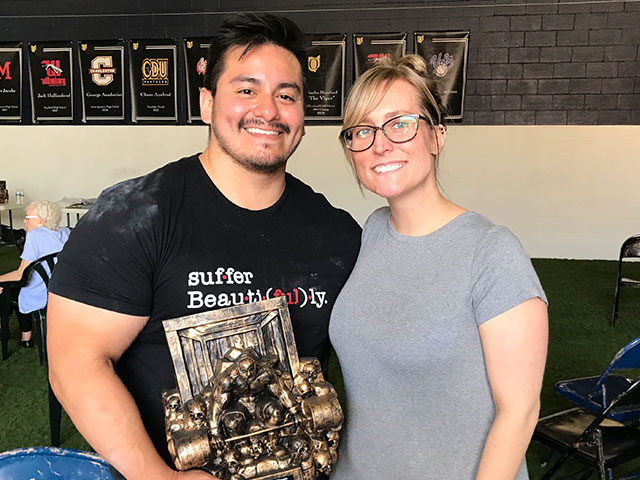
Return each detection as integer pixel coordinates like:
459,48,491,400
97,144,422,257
27,201,62,230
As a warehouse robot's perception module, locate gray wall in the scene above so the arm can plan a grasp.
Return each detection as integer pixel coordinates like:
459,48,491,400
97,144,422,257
1,0,638,125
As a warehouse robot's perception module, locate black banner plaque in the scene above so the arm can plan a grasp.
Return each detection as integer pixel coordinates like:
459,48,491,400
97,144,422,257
0,43,22,121
353,32,406,80
414,32,469,120
303,34,346,121
78,41,125,122
129,40,178,123
28,42,74,122
184,37,210,123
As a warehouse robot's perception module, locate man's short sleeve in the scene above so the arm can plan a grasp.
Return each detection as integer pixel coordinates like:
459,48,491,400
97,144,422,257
49,179,159,317
471,226,547,326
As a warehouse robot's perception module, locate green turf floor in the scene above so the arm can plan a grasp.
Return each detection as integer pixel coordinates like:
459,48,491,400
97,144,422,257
1,243,639,478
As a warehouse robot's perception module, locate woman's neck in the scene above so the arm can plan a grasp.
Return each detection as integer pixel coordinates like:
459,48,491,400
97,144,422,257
388,189,466,237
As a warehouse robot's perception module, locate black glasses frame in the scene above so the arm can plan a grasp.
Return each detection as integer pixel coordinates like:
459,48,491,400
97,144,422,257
340,114,429,152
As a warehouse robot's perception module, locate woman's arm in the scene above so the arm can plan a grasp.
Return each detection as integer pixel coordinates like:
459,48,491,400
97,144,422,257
475,297,548,480
0,258,30,284
0,229,43,289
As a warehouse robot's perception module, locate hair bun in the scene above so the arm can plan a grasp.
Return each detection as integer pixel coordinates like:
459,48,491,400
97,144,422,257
398,55,429,76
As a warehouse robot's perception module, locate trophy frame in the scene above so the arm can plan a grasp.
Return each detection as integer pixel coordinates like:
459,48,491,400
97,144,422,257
164,297,300,403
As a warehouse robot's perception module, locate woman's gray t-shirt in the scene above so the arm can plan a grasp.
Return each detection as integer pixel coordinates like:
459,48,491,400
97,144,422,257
329,208,546,480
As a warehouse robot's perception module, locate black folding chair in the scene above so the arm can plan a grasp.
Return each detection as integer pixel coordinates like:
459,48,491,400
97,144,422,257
0,252,63,447
534,378,640,480
612,234,640,327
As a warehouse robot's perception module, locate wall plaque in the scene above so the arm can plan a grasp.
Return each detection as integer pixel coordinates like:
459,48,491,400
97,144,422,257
78,40,125,122
28,42,74,122
0,43,22,122
303,34,346,121
130,40,178,123
353,32,406,80
414,31,469,120
184,37,210,123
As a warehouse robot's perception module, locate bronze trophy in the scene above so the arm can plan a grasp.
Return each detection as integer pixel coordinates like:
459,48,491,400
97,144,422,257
161,297,342,480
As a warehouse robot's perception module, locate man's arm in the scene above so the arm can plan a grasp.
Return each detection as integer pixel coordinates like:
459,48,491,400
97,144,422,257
475,297,548,480
47,293,213,480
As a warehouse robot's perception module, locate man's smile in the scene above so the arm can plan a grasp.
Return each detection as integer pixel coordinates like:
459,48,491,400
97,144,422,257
244,126,282,136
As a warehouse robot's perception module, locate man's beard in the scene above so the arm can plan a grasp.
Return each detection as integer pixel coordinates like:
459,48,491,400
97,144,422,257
212,119,301,174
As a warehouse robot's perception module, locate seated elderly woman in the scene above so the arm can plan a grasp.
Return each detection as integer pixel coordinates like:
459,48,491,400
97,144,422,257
0,201,70,347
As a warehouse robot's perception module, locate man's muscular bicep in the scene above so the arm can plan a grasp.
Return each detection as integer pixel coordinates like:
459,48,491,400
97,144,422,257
47,293,149,365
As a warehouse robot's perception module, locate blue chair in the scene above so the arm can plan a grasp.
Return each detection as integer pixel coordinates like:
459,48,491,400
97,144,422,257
534,378,640,480
554,336,640,424
0,447,112,479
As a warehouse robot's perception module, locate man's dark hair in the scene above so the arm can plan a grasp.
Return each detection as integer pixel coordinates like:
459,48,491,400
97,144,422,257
204,13,306,96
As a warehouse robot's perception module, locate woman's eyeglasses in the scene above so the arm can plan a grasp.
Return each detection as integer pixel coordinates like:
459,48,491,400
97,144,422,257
340,114,429,152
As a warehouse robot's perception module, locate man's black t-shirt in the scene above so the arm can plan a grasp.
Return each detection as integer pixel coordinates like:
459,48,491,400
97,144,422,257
49,154,361,465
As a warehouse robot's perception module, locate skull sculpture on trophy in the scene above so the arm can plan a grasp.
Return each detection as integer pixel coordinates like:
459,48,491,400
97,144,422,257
161,297,343,480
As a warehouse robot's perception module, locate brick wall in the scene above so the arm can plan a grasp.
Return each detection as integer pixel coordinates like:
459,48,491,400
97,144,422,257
462,1,640,124
0,0,638,124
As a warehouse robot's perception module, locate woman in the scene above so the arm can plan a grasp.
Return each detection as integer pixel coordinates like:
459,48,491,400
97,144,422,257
329,55,548,480
0,201,70,347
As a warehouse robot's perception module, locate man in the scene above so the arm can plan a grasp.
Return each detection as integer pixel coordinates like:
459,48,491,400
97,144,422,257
47,14,361,480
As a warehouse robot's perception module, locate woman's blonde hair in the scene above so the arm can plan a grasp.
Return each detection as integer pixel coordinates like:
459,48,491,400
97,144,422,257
28,201,62,230
341,55,447,185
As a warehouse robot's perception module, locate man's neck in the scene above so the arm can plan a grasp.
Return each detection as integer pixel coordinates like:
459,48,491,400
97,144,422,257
198,146,287,211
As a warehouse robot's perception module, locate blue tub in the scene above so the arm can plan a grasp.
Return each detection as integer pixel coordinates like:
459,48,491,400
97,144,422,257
0,447,112,479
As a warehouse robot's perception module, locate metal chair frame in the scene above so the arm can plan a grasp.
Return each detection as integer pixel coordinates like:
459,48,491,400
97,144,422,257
0,252,62,447
554,337,640,424
612,234,640,327
535,378,640,480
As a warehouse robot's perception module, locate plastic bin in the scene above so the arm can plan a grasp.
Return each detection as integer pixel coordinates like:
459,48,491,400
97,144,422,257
0,447,112,479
